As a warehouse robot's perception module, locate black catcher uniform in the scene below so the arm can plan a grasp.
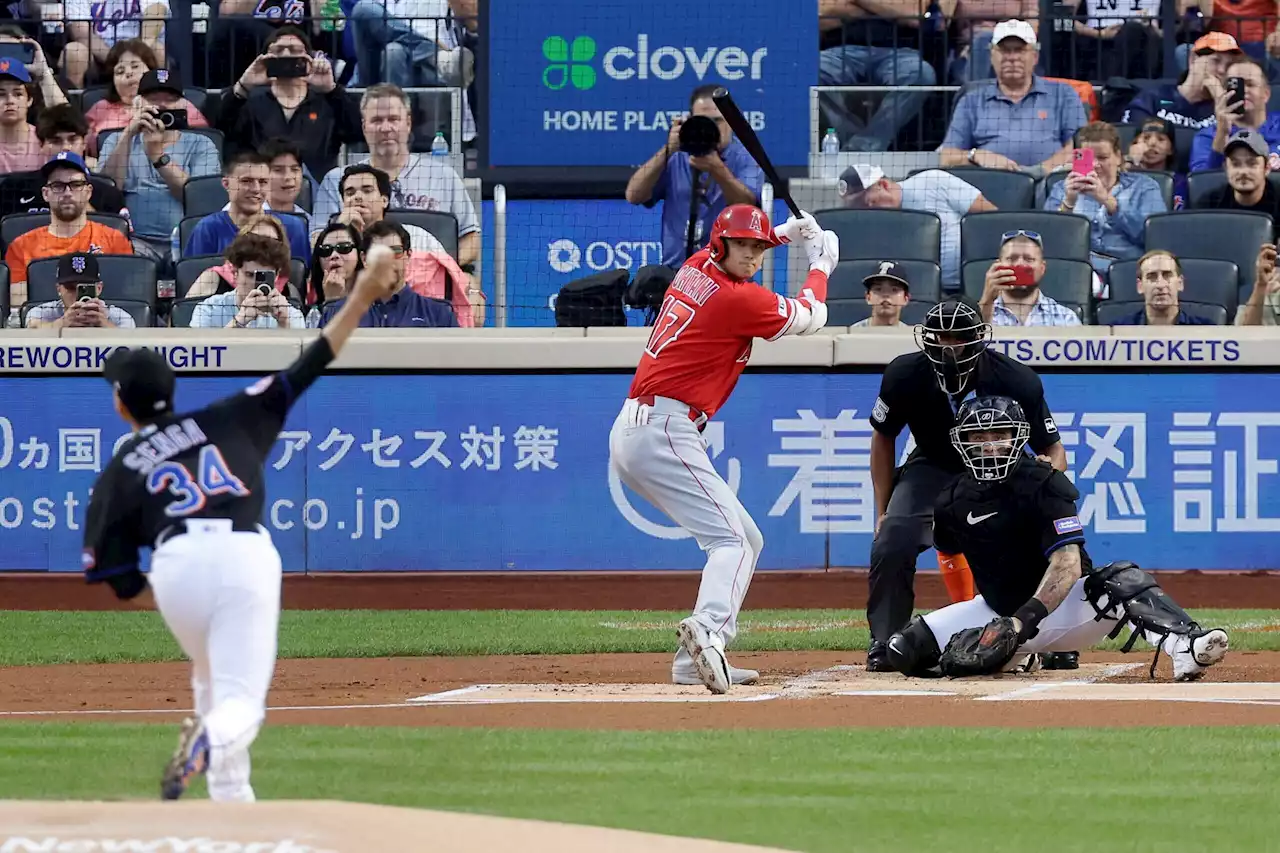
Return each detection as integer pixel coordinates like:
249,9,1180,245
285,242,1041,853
865,299,1061,668
883,396,1230,683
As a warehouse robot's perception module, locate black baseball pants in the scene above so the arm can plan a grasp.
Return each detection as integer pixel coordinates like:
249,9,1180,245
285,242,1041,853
867,457,956,644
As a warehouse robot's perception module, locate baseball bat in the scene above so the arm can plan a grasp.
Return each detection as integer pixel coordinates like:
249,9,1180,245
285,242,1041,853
711,86,801,217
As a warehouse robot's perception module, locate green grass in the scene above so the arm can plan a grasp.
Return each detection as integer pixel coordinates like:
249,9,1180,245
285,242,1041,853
2,608,1279,666
1,722,1277,852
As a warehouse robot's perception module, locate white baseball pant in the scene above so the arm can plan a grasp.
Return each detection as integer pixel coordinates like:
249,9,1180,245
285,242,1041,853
609,397,761,655
148,520,282,802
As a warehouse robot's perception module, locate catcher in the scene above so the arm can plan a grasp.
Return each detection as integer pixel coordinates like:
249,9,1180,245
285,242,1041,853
885,395,1230,682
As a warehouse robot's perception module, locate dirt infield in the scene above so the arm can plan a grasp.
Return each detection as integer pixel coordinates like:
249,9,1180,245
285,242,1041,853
4,569,1279,610
4,651,1280,729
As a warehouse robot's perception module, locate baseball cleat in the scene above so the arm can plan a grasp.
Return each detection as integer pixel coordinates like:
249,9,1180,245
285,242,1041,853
676,618,731,694
1004,653,1042,674
865,641,894,672
161,717,209,801
1173,629,1229,682
673,662,759,686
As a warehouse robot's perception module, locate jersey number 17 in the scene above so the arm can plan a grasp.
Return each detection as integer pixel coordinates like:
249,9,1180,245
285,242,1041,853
147,445,250,518
644,295,696,358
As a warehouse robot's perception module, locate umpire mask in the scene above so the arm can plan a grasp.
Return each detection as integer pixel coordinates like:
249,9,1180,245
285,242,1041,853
915,299,990,396
950,396,1030,482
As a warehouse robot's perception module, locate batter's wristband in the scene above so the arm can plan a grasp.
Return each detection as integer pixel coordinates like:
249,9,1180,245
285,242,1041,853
1014,599,1049,642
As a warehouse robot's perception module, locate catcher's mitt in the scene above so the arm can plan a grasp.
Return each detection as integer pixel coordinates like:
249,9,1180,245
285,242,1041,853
938,617,1022,677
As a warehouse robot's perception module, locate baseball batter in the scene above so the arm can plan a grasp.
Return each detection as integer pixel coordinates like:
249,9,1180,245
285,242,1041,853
610,204,839,694
81,246,400,801
885,396,1230,681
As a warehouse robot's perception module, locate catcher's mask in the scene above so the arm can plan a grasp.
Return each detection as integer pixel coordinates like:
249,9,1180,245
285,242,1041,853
950,395,1030,482
914,299,991,395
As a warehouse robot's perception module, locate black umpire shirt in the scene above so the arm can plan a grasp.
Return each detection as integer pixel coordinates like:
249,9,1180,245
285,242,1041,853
933,459,1093,615
869,350,1061,473
82,337,335,593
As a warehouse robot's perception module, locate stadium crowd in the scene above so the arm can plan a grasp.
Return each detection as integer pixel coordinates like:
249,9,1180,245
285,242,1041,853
0,2,1276,329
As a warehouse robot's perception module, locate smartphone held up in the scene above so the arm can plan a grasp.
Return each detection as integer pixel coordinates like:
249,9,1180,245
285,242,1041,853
1071,147,1094,176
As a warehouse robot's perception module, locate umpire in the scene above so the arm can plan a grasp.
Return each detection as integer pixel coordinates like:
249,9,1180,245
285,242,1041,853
865,297,1067,671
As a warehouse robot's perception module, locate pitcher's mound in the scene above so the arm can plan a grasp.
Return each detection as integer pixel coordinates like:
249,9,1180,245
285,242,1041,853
0,800,797,852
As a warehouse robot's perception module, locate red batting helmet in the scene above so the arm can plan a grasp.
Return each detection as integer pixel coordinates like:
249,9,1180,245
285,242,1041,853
707,204,772,259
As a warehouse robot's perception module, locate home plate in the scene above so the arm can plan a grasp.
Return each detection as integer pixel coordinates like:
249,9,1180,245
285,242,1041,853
407,683,781,704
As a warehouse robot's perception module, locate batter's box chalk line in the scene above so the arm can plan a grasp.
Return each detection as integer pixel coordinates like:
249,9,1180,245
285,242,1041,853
405,683,783,704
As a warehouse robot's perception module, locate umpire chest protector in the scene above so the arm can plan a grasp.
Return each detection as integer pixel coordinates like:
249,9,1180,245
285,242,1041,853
934,460,1093,616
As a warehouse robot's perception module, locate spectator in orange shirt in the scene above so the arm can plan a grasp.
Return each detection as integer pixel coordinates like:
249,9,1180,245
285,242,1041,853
4,151,133,311
1213,0,1277,61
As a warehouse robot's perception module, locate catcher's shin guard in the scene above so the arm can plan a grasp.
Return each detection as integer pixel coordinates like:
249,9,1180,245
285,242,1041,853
1083,560,1203,677
886,615,943,678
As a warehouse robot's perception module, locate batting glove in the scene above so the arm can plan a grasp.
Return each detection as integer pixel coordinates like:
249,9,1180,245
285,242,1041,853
771,210,819,245
806,230,840,277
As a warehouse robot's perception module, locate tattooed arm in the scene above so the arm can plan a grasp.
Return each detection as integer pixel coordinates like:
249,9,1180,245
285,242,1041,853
1012,545,1083,640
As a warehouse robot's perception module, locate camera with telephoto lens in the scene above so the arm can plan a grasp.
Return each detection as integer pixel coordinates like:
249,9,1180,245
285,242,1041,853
678,115,720,157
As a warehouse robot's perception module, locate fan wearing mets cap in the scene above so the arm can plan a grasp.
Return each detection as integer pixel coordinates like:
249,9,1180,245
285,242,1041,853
610,203,839,694
81,244,400,802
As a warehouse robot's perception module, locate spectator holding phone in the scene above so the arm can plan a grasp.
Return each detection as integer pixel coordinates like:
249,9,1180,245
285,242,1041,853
215,25,363,182
1047,121,1166,275
189,232,305,329
978,230,1082,326
1122,32,1239,129
184,212,295,300
0,33,70,173
99,69,220,258
85,39,208,157
1191,56,1280,172
62,0,168,89
24,252,136,329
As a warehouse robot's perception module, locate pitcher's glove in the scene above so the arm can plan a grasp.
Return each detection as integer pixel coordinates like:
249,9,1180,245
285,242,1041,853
938,617,1022,677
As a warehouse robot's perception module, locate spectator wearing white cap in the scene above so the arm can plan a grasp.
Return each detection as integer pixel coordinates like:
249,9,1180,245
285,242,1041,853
839,164,996,291
852,262,912,327
939,20,1087,177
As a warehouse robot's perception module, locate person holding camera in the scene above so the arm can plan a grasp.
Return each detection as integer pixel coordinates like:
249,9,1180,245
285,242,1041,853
624,85,764,269
190,231,305,329
24,252,136,329
1190,55,1280,172
99,68,220,259
979,230,1082,327
215,25,363,182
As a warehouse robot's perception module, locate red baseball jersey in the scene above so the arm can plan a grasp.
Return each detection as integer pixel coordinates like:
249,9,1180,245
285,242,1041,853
628,249,827,418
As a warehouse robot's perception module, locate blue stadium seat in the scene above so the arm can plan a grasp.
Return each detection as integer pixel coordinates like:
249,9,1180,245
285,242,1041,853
1096,301,1228,325
1107,257,1239,313
921,167,1036,210
183,175,229,218
813,209,942,265
960,211,1090,264
387,209,460,258
827,259,942,304
25,255,159,306
1143,211,1273,294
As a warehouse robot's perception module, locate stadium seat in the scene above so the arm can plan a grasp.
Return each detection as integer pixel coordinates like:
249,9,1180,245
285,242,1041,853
387,209,460,258
177,215,204,258
80,86,109,114
169,297,203,328
813,209,942,264
183,87,208,115
828,299,936,327
0,212,131,248
1040,169,1174,210
960,211,1090,264
0,261,8,323
296,180,314,213
288,258,307,301
1096,300,1228,325
183,175,229,218
922,167,1036,210
1107,257,1240,313
827,259,942,304
962,258,1095,323
25,255,159,306
175,255,223,298
1144,211,1273,293
1188,171,1280,210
